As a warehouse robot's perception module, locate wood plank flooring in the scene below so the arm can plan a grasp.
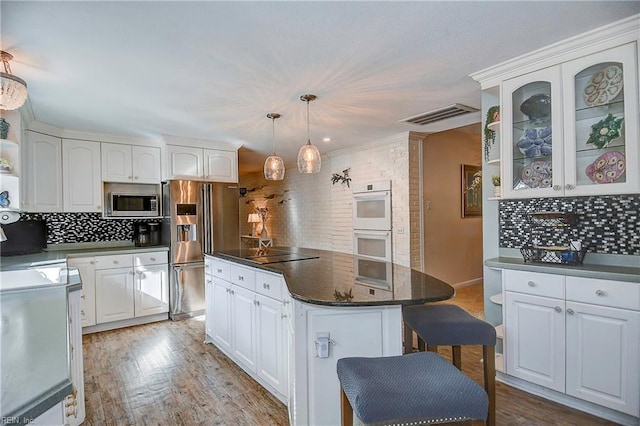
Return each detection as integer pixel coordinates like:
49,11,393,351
83,284,619,425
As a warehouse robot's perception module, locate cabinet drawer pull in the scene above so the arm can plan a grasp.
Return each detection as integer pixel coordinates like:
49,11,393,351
113,260,119,264
150,257,156,262
254,300,260,306
595,289,606,296
554,306,562,313
217,268,223,273
263,283,270,289
566,308,575,315
527,281,536,287
238,275,244,281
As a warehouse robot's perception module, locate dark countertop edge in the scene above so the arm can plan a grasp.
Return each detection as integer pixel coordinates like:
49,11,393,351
209,252,455,307
5,380,72,425
485,257,640,283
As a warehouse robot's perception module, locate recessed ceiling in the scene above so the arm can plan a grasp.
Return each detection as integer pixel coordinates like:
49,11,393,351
1,1,637,175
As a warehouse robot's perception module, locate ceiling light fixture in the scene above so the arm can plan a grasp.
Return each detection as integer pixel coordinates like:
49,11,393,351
0,51,28,111
297,94,321,173
264,113,285,180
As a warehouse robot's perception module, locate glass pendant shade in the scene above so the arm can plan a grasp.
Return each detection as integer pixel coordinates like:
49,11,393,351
297,141,321,173
0,51,28,111
263,112,285,180
264,154,285,180
298,94,321,173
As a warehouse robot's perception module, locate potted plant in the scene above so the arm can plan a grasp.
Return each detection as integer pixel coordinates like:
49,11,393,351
491,175,501,197
483,106,500,162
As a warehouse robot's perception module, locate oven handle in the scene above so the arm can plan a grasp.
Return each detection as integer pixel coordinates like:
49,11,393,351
352,190,390,199
354,230,391,237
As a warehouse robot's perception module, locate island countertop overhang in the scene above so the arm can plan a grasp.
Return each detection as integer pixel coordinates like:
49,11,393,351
209,247,454,307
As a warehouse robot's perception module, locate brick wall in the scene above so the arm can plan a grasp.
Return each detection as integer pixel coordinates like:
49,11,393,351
240,132,418,267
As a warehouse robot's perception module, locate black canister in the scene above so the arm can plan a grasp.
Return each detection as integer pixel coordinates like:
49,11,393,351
149,222,160,246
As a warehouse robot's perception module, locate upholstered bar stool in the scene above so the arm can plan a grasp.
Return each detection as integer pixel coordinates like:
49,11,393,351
403,304,497,426
337,351,489,425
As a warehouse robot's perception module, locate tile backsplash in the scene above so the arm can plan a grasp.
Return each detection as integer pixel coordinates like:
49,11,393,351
499,194,639,256
19,212,160,245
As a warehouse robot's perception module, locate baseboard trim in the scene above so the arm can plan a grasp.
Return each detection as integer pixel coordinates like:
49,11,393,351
82,313,169,334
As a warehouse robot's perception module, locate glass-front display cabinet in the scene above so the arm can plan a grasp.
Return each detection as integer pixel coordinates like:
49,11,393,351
501,42,638,199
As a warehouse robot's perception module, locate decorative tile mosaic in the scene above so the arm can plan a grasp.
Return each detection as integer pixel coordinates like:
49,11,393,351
499,195,639,256
19,212,161,245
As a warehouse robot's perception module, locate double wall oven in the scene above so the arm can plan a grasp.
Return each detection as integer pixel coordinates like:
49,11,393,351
352,181,392,288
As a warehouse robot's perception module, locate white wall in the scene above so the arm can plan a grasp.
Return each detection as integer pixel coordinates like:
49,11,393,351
239,132,423,267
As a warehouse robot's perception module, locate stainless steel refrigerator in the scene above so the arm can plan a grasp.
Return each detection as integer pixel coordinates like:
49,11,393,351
162,180,240,320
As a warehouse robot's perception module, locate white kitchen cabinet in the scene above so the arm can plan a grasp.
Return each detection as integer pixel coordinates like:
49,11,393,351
93,251,168,326
210,277,233,353
62,139,102,213
166,145,203,180
256,292,288,396
134,263,169,317
505,291,566,392
25,131,63,212
501,42,638,199
204,149,237,182
95,266,135,323
166,145,238,182
231,284,257,372
67,257,96,327
503,269,640,420
64,288,85,426
101,143,161,183
205,256,288,402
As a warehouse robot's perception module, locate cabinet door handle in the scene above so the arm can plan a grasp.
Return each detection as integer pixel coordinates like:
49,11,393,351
527,281,536,287
130,271,135,275
281,314,287,319
134,176,138,180
565,184,575,190
552,185,561,191
230,290,235,295
554,306,562,313
206,280,212,285
595,289,606,296
225,288,230,293
566,308,575,315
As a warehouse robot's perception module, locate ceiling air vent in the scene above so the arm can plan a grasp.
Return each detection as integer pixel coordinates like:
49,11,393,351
400,103,479,126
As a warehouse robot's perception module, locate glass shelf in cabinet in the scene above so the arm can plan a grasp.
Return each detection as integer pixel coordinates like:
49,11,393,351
512,117,552,131
575,99,624,121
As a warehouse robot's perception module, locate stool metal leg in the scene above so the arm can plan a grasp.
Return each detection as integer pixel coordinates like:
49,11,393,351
483,345,496,426
452,345,462,370
341,387,353,426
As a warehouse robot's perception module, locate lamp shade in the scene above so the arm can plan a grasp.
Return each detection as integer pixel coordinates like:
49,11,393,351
264,154,285,180
0,51,28,111
248,213,261,223
297,141,321,173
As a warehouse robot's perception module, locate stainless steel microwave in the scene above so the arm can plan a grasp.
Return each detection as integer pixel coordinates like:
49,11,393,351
107,193,159,217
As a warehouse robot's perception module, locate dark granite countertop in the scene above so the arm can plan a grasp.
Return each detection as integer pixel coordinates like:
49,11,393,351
210,247,455,307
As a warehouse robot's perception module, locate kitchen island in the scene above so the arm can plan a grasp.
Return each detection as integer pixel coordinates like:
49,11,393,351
205,247,454,425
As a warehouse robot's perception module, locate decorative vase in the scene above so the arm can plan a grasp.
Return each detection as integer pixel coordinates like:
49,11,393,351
260,225,269,239
0,118,9,139
493,185,501,197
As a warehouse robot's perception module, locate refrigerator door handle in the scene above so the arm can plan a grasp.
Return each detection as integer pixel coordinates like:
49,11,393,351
202,183,212,254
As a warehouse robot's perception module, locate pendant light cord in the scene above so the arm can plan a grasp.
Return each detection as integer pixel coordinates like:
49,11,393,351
306,99,311,143
272,116,276,154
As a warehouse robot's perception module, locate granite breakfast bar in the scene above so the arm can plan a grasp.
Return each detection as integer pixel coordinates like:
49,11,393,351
205,247,454,425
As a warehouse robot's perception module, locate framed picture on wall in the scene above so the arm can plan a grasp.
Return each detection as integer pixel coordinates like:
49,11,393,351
462,164,482,217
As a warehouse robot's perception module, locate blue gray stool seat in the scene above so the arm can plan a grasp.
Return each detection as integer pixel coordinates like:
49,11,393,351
337,351,489,425
403,304,497,426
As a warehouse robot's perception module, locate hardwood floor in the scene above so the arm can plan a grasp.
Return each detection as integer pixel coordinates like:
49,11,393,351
83,285,618,425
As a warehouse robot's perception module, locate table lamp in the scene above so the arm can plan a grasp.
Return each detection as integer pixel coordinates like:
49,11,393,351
248,213,261,236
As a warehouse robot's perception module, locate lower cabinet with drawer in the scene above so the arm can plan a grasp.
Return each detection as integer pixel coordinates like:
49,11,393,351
204,255,289,402
504,269,640,421
85,251,169,332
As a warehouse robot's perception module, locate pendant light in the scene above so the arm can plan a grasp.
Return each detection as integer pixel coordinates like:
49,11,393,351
263,113,285,180
0,51,28,111
297,94,321,173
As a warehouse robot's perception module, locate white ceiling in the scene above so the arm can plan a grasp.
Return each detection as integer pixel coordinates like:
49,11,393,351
2,1,638,175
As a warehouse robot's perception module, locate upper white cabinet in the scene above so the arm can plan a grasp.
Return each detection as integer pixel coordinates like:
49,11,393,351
0,138,21,214
62,139,102,213
25,131,63,212
502,42,638,199
204,149,237,182
166,145,238,182
101,143,161,183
